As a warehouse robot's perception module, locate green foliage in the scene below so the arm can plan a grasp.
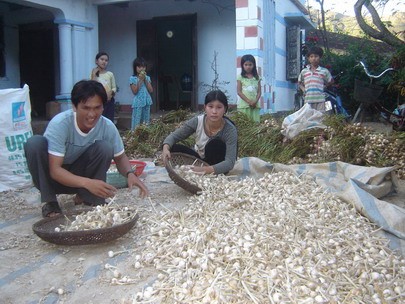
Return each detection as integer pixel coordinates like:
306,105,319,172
123,109,404,179
388,45,405,101
322,44,398,114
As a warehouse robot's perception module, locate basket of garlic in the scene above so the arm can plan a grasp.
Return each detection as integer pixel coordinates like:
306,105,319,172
164,152,209,195
32,205,139,245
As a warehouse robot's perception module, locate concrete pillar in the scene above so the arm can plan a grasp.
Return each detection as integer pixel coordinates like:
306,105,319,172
57,23,73,99
72,25,87,82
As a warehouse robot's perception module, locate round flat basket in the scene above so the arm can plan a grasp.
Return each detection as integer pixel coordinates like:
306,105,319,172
32,209,139,245
164,152,209,195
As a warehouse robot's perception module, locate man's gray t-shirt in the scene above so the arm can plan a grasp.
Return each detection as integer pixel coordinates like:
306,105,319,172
44,110,124,165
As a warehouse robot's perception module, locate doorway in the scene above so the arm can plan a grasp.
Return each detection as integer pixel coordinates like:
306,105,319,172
137,14,196,112
19,21,55,118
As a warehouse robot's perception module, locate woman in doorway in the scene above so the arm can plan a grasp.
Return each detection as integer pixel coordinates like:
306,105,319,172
161,90,238,175
90,52,117,122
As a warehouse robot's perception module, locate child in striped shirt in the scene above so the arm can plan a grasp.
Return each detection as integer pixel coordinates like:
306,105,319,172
298,46,333,112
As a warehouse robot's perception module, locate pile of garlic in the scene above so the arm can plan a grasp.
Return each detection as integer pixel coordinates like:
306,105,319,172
57,205,135,232
131,171,404,303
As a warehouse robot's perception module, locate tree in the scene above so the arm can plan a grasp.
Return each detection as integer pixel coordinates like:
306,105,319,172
316,0,330,52
354,0,404,47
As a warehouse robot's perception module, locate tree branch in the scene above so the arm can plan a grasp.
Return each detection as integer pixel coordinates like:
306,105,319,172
354,0,404,47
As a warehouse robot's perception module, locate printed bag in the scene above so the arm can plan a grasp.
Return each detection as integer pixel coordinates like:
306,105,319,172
0,84,33,191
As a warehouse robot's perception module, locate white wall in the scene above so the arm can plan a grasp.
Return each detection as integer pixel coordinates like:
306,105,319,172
98,0,236,107
0,0,99,92
273,0,302,112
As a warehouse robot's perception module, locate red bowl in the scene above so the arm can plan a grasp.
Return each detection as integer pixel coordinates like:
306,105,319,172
111,160,146,176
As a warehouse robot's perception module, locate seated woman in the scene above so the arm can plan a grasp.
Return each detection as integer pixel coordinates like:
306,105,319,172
162,90,238,175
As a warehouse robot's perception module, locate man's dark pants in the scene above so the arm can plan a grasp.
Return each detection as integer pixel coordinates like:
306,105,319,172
24,135,113,205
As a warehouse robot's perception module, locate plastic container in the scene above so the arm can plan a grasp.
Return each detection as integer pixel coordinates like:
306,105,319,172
107,160,146,188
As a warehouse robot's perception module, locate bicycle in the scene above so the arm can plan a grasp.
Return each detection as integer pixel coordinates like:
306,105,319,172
293,85,304,111
324,71,351,119
353,61,404,131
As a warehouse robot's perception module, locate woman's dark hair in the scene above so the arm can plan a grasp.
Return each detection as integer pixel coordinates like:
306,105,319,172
204,90,228,112
132,57,147,75
95,51,109,61
307,46,324,58
240,54,259,80
71,80,107,107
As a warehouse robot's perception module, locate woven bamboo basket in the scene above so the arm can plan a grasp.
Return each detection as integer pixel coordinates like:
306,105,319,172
32,208,139,245
164,152,209,195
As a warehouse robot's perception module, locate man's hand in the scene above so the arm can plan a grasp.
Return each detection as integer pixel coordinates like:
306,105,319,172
85,179,117,199
113,153,149,198
127,173,149,198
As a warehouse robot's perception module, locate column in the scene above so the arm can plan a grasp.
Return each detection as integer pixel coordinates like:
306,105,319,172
72,25,87,83
57,23,73,99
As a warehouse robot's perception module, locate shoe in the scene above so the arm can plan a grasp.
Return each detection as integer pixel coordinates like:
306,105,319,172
42,201,62,218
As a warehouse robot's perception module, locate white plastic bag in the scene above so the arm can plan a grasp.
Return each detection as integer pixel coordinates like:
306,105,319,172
0,84,33,191
281,103,326,139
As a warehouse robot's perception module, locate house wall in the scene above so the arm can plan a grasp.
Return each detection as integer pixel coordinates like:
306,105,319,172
273,0,304,112
0,0,99,92
1,0,310,113
98,0,237,107
0,3,20,89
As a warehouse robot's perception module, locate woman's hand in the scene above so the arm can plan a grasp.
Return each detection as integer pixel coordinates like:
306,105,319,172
106,90,113,101
161,144,171,163
91,67,100,79
192,165,214,175
138,71,146,81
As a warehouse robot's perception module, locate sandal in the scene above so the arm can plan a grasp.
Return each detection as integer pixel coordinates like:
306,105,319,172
42,201,62,218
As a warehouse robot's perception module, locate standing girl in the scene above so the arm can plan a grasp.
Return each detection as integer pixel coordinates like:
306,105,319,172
90,52,117,122
129,57,153,130
237,54,262,122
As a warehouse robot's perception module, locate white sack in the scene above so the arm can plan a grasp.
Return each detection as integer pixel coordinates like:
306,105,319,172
281,103,326,139
0,84,33,191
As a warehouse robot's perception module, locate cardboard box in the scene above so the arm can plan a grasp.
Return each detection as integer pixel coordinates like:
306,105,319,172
46,101,61,120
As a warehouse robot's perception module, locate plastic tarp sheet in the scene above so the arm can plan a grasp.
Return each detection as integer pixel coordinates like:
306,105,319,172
229,157,405,256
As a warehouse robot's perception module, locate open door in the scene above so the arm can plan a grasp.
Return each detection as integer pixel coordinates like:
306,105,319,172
19,22,55,117
136,20,158,113
137,14,196,112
